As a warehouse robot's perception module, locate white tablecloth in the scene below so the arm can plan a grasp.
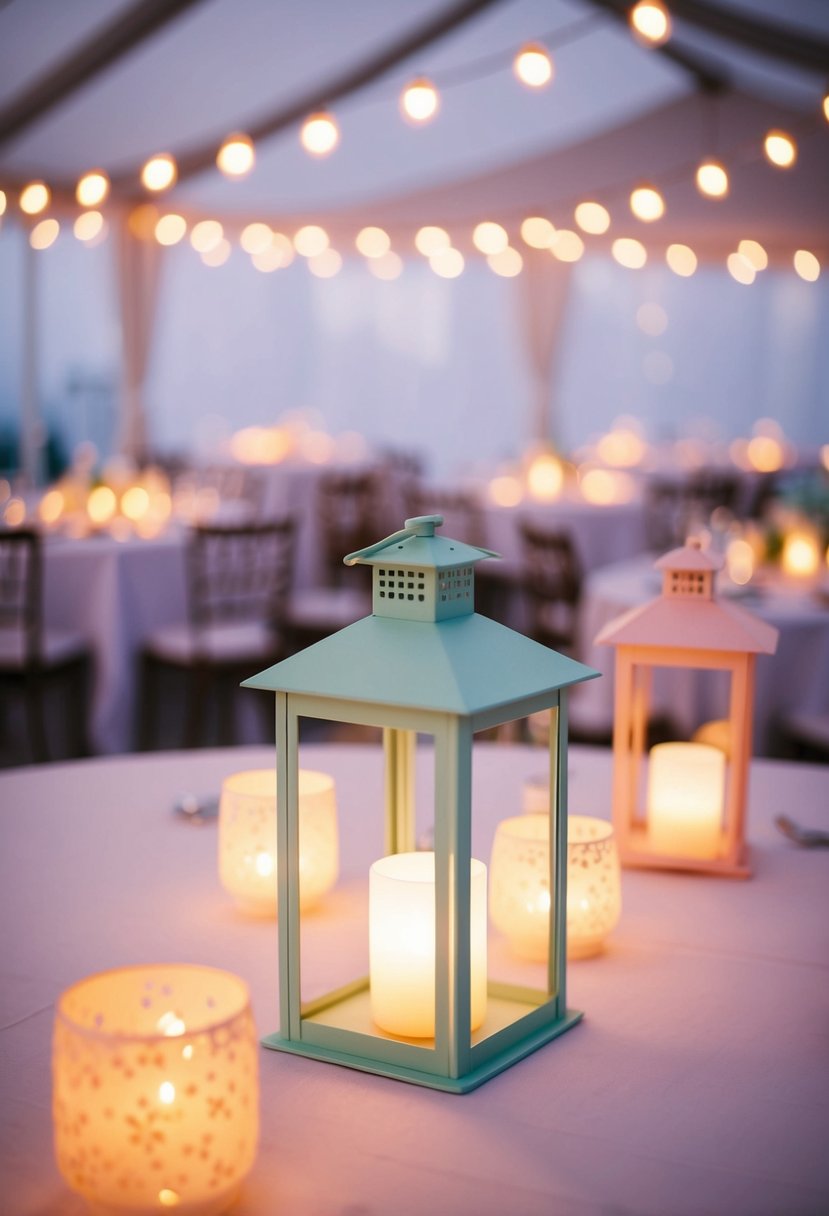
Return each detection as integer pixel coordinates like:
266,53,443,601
1,743,827,1215
483,497,648,573
577,554,829,754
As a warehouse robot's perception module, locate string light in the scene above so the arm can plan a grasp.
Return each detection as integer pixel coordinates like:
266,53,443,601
550,230,584,262
74,211,104,242
216,133,255,177
293,225,329,256
154,214,187,246
29,218,59,249
429,247,464,278
520,216,556,249
414,226,450,255
630,185,665,222
629,1,671,47
823,87,829,123
400,78,439,123
201,238,231,267
612,237,647,269
20,181,50,215
696,159,729,198
472,221,508,254
665,244,697,276
763,130,797,168
240,222,273,255
308,248,342,278
793,250,820,282
0,190,6,216
76,170,109,207
513,43,553,88
727,252,755,284
738,239,767,271
271,233,294,266
487,247,523,277
574,201,610,234
190,220,224,253
141,154,177,192
355,226,391,257
300,111,339,156
368,251,403,280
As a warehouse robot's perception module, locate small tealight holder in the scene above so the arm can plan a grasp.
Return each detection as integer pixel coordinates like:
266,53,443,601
52,963,258,1216
490,814,621,960
219,769,338,916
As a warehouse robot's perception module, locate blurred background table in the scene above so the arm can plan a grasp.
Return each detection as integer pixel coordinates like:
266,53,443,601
577,554,829,755
1,743,827,1215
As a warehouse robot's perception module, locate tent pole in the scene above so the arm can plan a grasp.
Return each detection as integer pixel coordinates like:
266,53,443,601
20,236,42,488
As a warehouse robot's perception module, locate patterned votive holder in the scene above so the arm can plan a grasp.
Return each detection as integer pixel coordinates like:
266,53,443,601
53,964,258,1216
490,814,621,961
219,769,338,916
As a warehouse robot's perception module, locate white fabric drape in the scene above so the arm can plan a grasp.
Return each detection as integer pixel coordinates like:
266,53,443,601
115,215,163,460
517,252,573,446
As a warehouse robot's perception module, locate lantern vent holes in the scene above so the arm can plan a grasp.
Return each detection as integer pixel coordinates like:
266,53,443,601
377,568,426,601
669,570,710,597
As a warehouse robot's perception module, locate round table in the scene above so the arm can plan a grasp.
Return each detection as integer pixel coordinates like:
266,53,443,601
1,743,827,1215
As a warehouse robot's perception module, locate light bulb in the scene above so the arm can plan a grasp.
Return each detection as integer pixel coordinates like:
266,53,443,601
217,133,255,177
400,78,439,123
301,111,339,156
20,181,50,215
764,129,796,168
76,170,109,207
141,154,177,192
696,159,729,198
574,201,610,234
630,186,665,222
630,0,671,46
513,43,553,88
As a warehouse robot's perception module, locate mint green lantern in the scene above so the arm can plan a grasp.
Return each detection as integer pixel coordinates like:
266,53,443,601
244,516,597,1092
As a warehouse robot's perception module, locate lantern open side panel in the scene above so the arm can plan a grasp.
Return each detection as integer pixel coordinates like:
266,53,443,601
264,689,582,1092
611,645,755,877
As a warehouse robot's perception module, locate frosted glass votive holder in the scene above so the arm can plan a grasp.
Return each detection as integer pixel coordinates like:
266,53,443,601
218,768,338,915
53,963,258,1216
490,814,621,961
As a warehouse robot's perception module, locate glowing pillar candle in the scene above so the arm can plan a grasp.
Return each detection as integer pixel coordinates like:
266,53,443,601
369,851,487,1038
219,768,338,915
53,964,258,1216
647,742,725,859
490,814,621,961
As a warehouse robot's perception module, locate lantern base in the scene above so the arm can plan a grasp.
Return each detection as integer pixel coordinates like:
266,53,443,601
619,832,752,878
262,1007,583,1093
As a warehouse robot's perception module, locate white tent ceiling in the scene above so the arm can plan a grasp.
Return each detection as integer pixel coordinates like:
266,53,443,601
1,0,827,255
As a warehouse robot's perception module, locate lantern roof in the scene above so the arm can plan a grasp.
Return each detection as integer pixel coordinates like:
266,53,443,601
654,540,723,572
594,548,779,655
244,612,597,715
343,515,499,570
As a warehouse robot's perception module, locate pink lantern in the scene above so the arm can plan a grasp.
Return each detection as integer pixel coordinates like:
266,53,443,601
595,540,778,877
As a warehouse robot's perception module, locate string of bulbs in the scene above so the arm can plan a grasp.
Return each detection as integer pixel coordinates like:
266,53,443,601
1,1,826,286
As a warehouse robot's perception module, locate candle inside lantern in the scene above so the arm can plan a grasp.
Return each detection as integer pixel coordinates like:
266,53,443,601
490,814,621,961
369,851,487,1038
53,964,258,1216
219,768,338,915
781,529,820,579
646,742,725,859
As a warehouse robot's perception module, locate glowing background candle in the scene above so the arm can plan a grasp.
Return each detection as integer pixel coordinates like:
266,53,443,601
53,964,258,1216
369,851,487,1038
490,814,621,960
647,742,725,859
219,769,338,915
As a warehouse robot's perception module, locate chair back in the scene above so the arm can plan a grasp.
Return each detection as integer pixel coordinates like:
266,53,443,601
186,519,296,634
645,470,740,550
518,520,582,654
0,528,41,666
317,470,381,586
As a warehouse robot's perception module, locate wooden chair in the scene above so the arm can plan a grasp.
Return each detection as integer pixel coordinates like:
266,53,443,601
138,519,296,748
0,528,92,764
284,469,380,650
644,470,741,551
518,520,583,655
